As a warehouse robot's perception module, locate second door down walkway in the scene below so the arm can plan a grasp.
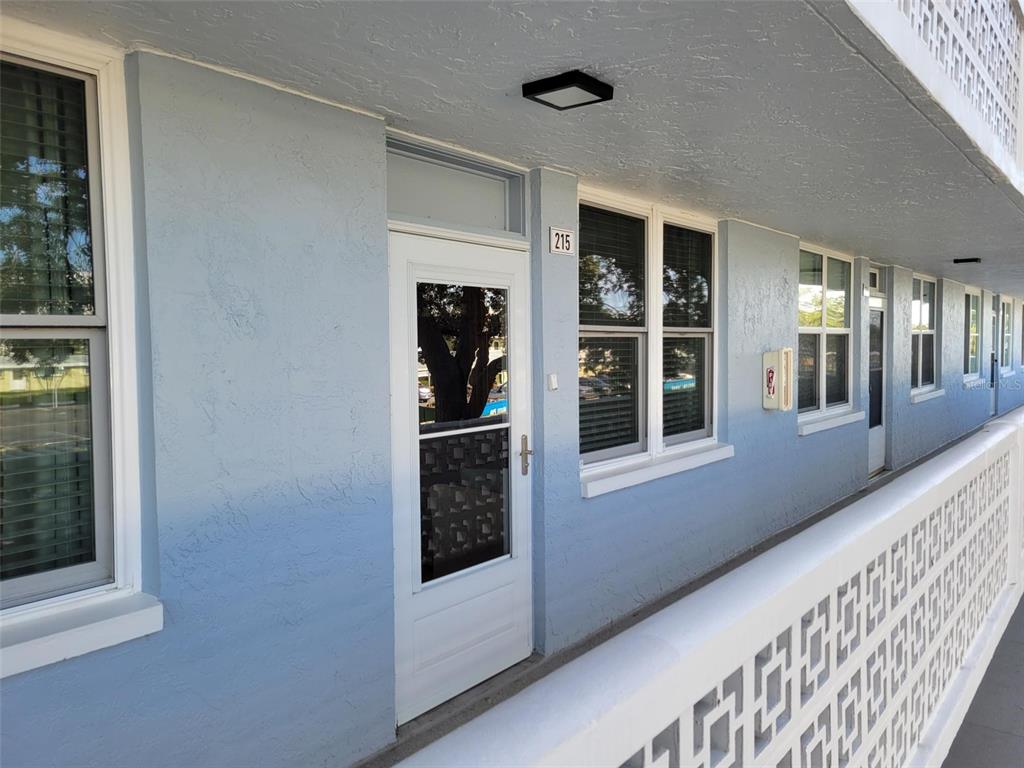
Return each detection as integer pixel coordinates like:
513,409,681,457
943,595,1024,768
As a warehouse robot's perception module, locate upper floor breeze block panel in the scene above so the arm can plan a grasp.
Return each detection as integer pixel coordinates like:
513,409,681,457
893,0,1023,159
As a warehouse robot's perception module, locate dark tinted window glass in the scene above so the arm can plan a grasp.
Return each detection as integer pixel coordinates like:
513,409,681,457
0,61,96,316
798,333,819,413
0,338,96,580
825,334,848,406
663,336,706,438
921,334,935,386
579,336,639,454
911,335,920,389
578,205,645,327
869,309,883,428
662,224,711,328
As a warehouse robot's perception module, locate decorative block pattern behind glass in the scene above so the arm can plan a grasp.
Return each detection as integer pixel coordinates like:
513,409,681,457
419,428,509,581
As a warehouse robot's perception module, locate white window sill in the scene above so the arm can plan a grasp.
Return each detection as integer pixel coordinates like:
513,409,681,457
581,443,734,498
1000,369,1016,379
0,590,163,678
910,387,945,405
963,372,983,384
797,409,865,436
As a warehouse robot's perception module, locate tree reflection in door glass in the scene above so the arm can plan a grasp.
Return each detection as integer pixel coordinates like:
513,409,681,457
417,283,508,433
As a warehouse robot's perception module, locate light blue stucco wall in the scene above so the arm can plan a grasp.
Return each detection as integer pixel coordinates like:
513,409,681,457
1,54,395,768
531,218,870,653
887,269,994,468
528,168,580,646
2,53,1020,768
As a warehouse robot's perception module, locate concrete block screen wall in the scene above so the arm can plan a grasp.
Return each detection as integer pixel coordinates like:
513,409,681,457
1,17,1023,768
400,412,1024,768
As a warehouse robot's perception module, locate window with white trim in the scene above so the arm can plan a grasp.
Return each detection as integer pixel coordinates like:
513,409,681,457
661,222,713,446
577,199,714,465
910,277,938,389
798,250,852,414
0,56,113,608
1001,299,1013,370
964,290,980,375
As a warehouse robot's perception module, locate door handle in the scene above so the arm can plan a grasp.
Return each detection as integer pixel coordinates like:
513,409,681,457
520,434,533,476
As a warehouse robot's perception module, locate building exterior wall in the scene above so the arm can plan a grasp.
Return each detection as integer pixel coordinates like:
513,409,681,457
527,167,581,648
1,53,395,768
2,49,1023,768
886,270,1014,469
530,219,871,654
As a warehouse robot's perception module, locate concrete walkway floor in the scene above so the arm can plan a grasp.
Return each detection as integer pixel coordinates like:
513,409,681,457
942,594,1024,768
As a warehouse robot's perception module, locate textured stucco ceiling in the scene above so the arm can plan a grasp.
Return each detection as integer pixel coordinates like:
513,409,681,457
4,1,1023,294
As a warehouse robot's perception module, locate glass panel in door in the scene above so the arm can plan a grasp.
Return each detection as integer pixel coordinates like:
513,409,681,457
869,309,883,428
416,282,510,582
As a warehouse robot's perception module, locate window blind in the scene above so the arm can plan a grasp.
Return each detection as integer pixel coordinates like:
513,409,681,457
1,58,110,607
578,204,645,327
0,59,95,316
0,340,96,580
579,336,640,454
662,225,711,328
825,334,849,406
798,334,819,412
663,336,705,437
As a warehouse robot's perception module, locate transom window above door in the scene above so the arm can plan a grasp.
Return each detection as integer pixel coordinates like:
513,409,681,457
577,196,716,470
798,250,853,415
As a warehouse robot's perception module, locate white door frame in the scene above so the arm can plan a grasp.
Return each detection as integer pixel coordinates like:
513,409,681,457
388,227,533,724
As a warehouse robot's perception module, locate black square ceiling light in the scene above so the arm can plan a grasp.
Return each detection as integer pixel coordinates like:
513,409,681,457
522,70,614,111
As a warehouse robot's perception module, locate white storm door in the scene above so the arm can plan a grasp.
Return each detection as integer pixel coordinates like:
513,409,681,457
389,230,533,725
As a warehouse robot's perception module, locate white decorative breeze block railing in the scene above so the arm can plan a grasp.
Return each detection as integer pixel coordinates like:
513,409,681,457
401,408,1024,768
893,0,1023,160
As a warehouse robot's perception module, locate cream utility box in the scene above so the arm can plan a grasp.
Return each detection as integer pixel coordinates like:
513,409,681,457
762,348,794,411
